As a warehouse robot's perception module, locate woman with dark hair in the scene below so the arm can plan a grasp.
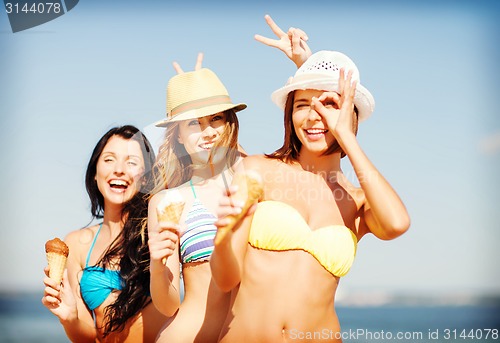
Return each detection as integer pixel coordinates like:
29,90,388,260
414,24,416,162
42,125,167,342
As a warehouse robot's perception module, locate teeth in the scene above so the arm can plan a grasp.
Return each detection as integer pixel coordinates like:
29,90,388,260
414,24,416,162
306,129,327,134
200,143,214,149
110,180,127,186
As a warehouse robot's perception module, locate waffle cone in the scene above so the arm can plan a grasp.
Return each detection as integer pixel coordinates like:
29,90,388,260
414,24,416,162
157,201,185,224
215,171,264,245
46,252,67,284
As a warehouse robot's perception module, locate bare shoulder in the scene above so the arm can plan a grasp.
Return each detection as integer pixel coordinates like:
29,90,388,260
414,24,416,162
64,224,100,265
65,225,98,247
150,186,191,205
337,173,366,210
149,190,166,208
243,155,283,172
241,155,265,168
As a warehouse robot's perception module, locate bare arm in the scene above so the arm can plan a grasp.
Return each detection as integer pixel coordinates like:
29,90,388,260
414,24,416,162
43,231,98,342
210,158,262,291
148,192,181,317
210,185,254,292
313,70,410,240
342,136,410,240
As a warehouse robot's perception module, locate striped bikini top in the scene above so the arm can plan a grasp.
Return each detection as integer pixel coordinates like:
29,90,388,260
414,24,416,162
179,180,217,264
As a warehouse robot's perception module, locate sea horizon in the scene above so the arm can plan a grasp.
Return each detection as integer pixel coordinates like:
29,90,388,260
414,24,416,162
1,291,498,342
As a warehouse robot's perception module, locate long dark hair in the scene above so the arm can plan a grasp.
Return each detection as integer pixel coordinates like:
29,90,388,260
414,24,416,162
84,125,156,336
266,91,359,162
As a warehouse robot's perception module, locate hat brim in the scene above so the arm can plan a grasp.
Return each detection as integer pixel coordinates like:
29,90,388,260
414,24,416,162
271,77,375,122
155,103,247,127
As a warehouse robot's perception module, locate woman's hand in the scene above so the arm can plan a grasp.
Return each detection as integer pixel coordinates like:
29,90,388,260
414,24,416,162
254,14,312,68
312,68,357,143
41,268,77,322
172,52,204,74
214,185,257,245
148,222,180,264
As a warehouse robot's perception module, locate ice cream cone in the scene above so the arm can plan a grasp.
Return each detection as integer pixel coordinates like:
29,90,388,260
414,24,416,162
215,171,264,245
156,190,185,265
156,201,185,224
45,238,69,284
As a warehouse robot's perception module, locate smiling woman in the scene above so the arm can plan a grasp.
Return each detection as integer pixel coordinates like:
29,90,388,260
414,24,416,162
210,51,410,342
41,125,168,342
177,112,230,166
147,64,247,343
95,136,146,206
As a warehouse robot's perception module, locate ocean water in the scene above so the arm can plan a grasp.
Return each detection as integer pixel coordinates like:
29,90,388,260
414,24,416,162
0,293,68,343
0,293,498,342
337,305,500,342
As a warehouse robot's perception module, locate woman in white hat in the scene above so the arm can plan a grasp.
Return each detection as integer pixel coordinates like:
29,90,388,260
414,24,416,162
147,16,312,343
211,51,411,342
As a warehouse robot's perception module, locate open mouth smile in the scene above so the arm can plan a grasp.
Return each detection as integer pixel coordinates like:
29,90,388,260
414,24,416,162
109,179,129,193
199,141,215,150
304,128,328,140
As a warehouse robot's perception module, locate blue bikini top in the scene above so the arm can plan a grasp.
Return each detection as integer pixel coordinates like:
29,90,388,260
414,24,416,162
80,224,123,311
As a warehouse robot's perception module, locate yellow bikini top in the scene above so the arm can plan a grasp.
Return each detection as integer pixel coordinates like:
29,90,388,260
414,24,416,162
248,201,357,277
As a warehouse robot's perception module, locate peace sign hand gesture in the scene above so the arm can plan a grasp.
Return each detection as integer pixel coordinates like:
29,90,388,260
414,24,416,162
254,15,312,68
172,52,204,74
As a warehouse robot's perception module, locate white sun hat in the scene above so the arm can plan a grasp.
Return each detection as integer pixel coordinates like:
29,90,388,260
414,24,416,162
271,50,375,122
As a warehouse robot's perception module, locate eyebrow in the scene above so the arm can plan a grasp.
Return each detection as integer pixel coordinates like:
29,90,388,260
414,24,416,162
101,151,115,156
101,151,142,159
294,98,310,105
205,112,224,120
127,155,142,159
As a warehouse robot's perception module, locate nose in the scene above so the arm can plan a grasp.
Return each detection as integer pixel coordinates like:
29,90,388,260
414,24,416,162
113,160,125,175
201,124,217,140
307,104,322,121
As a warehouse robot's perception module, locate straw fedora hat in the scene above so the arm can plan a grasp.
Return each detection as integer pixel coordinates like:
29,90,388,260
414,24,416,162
155,68,247,127
271,51,375,122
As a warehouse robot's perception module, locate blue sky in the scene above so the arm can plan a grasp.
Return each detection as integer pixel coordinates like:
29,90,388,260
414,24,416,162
0,1,499,298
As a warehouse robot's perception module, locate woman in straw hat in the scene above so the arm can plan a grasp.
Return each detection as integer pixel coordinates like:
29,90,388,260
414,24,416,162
147,16,311,343
210,50,411,342
148,60,247,343
42,125,167,342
